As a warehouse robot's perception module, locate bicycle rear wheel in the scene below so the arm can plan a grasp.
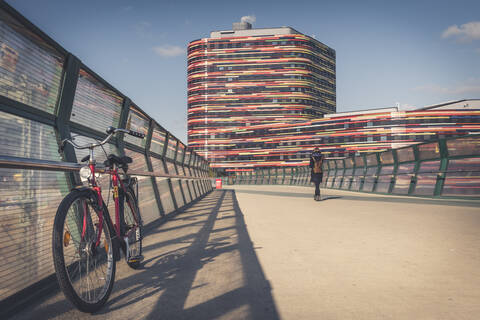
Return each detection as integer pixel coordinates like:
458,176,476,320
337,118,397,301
52,189,116,313
123,188,143,269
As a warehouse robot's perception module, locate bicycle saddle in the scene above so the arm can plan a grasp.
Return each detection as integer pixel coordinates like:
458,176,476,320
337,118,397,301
104,154,132,167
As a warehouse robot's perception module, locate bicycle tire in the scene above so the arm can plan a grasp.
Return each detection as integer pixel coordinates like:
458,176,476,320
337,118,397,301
122,188,143,269
52,189,116,313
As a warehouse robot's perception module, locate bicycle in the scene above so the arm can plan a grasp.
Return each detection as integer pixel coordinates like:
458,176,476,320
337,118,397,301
52,126,145,312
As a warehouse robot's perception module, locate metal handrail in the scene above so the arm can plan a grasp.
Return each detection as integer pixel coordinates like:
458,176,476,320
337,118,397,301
0,155,207,180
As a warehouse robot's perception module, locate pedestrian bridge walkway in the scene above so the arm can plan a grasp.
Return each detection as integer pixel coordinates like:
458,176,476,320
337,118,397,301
10,185,480,320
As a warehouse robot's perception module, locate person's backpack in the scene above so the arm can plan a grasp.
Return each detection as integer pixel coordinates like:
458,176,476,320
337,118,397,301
313,157,323,173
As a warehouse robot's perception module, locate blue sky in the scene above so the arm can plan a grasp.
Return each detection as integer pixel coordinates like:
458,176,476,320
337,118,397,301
6,0,480,142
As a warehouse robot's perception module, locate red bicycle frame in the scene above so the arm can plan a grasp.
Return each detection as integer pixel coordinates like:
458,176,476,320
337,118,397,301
83,161,138,248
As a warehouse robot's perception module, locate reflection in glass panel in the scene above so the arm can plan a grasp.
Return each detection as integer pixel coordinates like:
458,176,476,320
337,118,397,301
393,162,416,195
0,10,64,113
184,150,191,165
414,161,440,196
336,159,344,169
124,106,149,148
362,166,378,192
418,142,440,160
376,165,394,193
165,137,177,160
150,124,166,155
345,158,354,168
366,154,378,166
447,137,480,157
333,175,343,188
0,168,69,300
71,69,122,132
442,158,480,197
177,143,186,163
0,111,59,160
396,147,415,162
380,151,394,164
355,156,365,167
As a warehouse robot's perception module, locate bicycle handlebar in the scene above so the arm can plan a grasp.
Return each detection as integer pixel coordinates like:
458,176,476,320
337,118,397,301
59,126,145,152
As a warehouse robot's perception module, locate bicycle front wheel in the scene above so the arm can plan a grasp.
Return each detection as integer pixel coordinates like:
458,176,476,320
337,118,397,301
52,189,116,313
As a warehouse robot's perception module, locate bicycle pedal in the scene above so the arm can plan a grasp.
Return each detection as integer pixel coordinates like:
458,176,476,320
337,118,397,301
128,255,144,263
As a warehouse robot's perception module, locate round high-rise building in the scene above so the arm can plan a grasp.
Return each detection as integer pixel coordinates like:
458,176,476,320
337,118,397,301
187,24,336,164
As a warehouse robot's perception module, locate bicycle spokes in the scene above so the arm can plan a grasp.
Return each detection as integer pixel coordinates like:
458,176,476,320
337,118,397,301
63,198,113,303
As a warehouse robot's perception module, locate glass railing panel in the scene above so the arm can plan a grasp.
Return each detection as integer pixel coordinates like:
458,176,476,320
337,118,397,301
70,69,122,132
150,156,174,213
0,168,69,301
177,143,186,163
414,160,440,196
0,111,59,160
124,106,149,148
0,10,64,114
396,147,415,162
362,166,377,192
355,156,365,167
376,165,394,193
341,168,354,190
442,157,480,197
326,168,335,188
344,158,354,168
365,154,378,166
124,148,158,224
392,163,415,195
350,167,365,191
165,137,177,160
166,160,184,207
379,150,394,165
418,142,440,160
447,137,480,157
336,159,344,169
150,124,166,155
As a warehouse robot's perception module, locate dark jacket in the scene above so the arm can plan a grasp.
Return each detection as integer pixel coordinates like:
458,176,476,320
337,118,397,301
310,152,324,183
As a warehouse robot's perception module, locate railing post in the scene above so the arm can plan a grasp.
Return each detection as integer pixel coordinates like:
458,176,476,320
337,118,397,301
163,132,178,210
117,97,131,154
56,53,81,186
145,119,165,216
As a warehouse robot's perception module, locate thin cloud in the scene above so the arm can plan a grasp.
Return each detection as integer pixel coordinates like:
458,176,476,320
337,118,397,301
241,15,256,24
476,48,480,54
135,21,152,38
442,21,480,42
153,45,185,57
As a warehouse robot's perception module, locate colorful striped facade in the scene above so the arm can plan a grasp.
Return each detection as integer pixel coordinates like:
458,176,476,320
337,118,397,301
187,27,480,170
187,27,336,162
191,105,480,169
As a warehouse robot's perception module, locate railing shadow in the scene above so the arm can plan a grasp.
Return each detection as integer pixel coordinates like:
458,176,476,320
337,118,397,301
13,190,279,320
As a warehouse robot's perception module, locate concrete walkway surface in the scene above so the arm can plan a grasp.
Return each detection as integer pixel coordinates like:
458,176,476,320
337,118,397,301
10,186,480,320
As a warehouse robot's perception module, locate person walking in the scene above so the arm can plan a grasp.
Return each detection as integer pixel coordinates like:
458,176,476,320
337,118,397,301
310,147,324,201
